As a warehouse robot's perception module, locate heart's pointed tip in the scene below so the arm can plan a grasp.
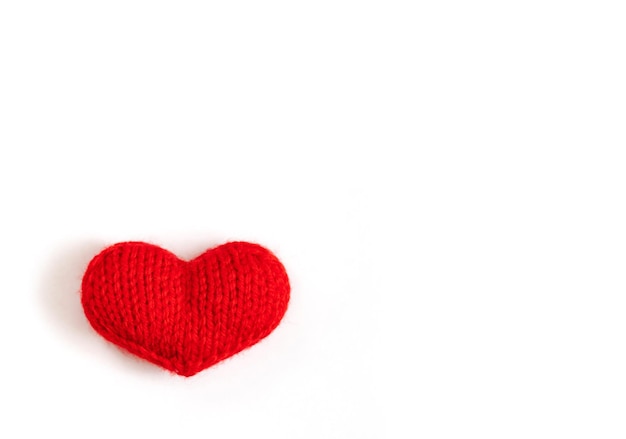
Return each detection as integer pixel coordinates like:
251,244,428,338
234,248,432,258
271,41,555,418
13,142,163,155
175,370,200,378
165,363,201,377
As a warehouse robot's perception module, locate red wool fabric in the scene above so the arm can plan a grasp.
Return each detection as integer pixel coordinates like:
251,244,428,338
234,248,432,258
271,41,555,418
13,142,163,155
81,241,290,377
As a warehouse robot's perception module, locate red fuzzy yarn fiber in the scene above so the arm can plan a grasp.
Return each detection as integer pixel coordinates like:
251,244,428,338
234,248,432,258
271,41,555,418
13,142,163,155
81,241,290,377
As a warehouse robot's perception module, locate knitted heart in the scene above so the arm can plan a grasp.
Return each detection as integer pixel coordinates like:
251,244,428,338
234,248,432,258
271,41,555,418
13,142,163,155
81,241,290,377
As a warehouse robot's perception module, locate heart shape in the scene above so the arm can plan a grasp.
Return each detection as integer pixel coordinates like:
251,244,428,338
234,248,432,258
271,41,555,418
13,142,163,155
81,241,290,376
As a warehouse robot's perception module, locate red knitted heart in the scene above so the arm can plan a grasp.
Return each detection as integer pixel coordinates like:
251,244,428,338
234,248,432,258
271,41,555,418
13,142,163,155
81,241,290,377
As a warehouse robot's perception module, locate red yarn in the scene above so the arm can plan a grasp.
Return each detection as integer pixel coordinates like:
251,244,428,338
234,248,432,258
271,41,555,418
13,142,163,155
81,241,290,377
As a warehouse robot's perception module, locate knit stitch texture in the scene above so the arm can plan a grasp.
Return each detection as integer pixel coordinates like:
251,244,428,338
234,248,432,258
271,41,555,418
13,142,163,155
81,241,290,377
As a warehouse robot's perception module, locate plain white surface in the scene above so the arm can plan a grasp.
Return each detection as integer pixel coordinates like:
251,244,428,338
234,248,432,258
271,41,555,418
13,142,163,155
1,1,625,438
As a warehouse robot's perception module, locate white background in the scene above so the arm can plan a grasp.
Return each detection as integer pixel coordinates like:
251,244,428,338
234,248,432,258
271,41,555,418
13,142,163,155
0,1,625,438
